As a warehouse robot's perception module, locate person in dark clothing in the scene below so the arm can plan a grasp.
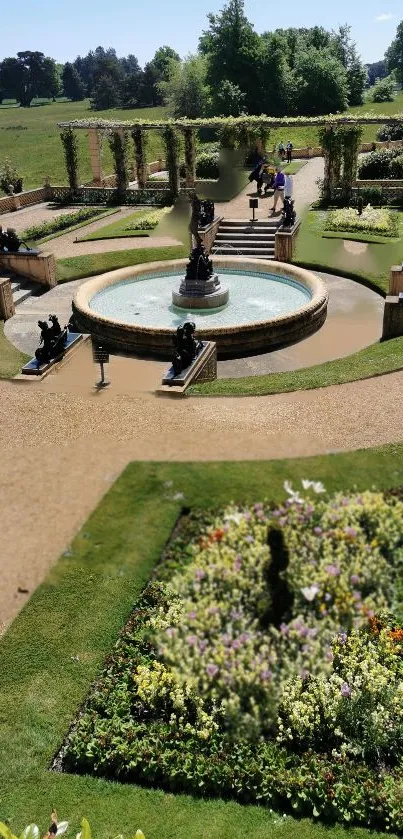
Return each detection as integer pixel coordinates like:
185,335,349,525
286,141,293,163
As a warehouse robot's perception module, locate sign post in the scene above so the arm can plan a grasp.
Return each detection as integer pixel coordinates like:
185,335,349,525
92,343,110,388
249,197,258,222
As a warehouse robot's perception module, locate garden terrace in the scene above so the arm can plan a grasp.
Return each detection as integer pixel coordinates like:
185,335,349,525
57,114,403,202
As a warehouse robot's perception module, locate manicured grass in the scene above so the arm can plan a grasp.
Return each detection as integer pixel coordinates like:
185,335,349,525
56,245,188,283
2,457,403,839
282,160,307,175
294,208,403,295
28,208,119,246
189,335,403,396
322,229,400,245
80,208,163,241
0,319,29,378
0,100,168,190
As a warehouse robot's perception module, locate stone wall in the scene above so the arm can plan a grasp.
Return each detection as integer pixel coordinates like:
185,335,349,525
0,251,56,288
0,187,49,215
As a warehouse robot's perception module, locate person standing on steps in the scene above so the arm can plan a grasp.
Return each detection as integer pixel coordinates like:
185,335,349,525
270,167,286,215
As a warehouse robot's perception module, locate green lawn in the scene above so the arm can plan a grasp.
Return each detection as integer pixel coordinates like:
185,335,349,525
0,100,168,190
0,320,29,377
80,209,163,241
2,457,403,839
56,245,188,282
294,208,403,295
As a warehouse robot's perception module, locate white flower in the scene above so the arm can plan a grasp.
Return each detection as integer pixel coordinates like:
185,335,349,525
283,481,303,504
301,479,325,493
301,584,320,601
173,492,185,501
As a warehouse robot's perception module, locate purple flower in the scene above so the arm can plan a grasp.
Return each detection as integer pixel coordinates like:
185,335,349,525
280,622,290,636
353,590,362,601
338,632,347,644
245,535,254,544
222,633,231,646
166,627,176,638
340,682,352,697
325,648,333,662
199,639,208,652
188,610,196,620
314,526,323,536
186,635,197,646
254,503,264,513
260,669,272,682
325,564,340,577
350,575,360,585
206,663,219,678
195,568,206,581
345,527,358,538
232,638,241,650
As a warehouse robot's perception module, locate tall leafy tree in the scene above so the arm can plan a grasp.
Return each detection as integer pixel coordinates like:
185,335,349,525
90,74,121,110
159,54,210,118
199,0,261,113
294,46,349,115
0,51,58,106
62,62,85,101
331,25,366,105
386,20,403,85
366,60,387,87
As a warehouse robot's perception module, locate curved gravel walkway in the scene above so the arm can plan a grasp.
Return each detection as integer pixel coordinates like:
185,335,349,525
1,353,403,635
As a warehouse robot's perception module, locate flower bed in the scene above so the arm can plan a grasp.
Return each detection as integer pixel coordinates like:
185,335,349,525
325,205,399,237
61,485,403,831
125,207,170,231
22,206,106,241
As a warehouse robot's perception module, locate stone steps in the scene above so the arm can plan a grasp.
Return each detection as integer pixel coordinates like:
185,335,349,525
211,217,281,259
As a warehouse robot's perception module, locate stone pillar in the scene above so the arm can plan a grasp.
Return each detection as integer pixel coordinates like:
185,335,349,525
88,128,103,185
0,277,15,320
184,128,196,189
275,220,301,262
382,297,403,340
390,265,403,295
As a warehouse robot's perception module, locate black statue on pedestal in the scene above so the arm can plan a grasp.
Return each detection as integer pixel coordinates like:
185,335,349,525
0,227,30,252
185,243,214,283
172,321,203,376
34,314,68,365
199,200,214,228
282,197,296,228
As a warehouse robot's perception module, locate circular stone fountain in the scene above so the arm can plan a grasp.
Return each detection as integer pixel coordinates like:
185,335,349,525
73,257,328,358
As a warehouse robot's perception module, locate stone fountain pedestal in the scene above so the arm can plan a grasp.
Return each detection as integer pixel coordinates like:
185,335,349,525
172,243,229,310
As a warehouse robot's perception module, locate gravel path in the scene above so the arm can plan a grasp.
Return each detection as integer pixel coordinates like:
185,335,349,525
1,349,403,635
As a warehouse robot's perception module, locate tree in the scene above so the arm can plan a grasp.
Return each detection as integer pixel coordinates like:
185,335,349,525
62,62,85,101
369,75,395,103
159,54,210,118
259,32,292,116
213,79,246,116
386,20,403,85
140,61,161,106
199,0,262,113
331,25,366,105
366,60,387,87
90,74,121,110
0,51,59,106
152,46,180,80
294,47,349,115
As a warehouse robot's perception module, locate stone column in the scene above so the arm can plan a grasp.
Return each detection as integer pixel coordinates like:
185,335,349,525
88,128,103,185
390,265,403,295
0,277,15,320
184,128,196,189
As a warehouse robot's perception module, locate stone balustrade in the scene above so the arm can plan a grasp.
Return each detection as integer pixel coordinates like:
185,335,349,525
275,219,301,262
0,251,56,288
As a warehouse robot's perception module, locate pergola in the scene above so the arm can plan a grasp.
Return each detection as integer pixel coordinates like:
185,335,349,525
58,113,403,200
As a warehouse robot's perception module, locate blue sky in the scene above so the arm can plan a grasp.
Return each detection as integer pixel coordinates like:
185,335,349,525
2,0,401,65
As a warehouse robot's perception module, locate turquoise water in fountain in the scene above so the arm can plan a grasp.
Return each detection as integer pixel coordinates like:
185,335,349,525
90,269,311,328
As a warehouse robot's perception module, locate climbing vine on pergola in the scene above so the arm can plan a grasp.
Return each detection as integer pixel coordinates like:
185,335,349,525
58,113,403,202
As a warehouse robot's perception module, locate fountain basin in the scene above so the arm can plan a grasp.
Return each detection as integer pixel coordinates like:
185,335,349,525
72,257,328,358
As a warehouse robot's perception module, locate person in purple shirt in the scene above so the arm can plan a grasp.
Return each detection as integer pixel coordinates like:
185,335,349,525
270,167,285,215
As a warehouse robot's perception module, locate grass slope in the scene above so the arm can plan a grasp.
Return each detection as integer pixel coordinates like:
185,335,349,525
2,456,403,839
56,245,188,283
0,320,29,377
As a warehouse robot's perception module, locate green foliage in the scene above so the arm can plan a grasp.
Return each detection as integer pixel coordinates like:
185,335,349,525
294,47,349,115
358,146,403,179
162,125,180,197
386,19,403,85
0,156,22,193
368,76,396,103
91,75,121,111
131,127,148,188
325,206,398,237
61,488,403,830
213,79,246,117
62,62,85,101
160,54,210,118
377,122,403,141
22,206,105,241
108,131,129,196
60,127,79,191
0,319,29,379
195,150,219,178
390,153,403,179
0,51,59,107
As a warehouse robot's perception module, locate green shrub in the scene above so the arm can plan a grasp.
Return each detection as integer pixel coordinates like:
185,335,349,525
390,154,403,179
358,147,402,179
0,157,23,194
22,206,104,241
377,123,403,142
325,205,398,236
368,76,396,102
